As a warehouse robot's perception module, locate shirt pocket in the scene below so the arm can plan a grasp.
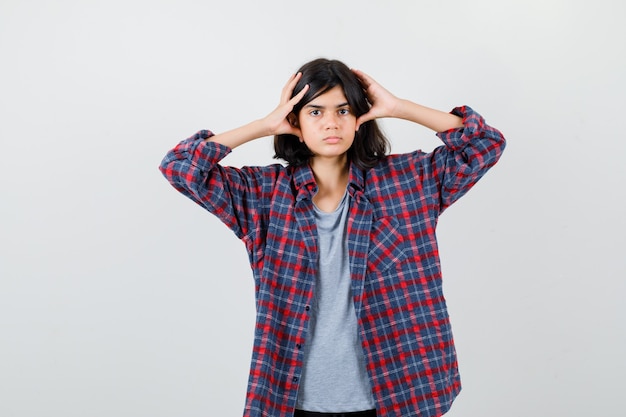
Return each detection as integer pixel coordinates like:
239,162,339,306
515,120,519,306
367,216,407,274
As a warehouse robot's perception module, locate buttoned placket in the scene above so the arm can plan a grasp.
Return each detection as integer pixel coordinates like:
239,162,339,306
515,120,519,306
345,187,373,316
293,303,312,385
291,178,319,390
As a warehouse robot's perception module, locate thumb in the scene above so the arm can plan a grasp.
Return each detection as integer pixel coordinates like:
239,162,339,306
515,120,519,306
355,111,375,131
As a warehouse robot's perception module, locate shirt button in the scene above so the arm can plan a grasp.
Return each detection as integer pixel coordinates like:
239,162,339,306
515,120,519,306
305,305,310,311
292,376,298,382
296,343,302,349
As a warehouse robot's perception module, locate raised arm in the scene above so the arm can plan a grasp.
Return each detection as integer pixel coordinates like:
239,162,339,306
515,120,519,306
208,72,309,149
351,69,505,210
352,69,463,133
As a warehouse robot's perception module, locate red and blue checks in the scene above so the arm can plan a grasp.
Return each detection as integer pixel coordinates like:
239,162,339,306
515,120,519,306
159,106,506,417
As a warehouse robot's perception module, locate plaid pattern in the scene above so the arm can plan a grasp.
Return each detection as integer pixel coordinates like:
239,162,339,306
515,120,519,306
159,106,505,417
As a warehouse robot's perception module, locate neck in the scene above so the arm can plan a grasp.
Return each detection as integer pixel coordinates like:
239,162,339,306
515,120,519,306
310,156,349,191
309,156,350,212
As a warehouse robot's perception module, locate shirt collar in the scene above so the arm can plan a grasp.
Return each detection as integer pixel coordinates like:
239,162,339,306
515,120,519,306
347,162,365,194
292,161,365,201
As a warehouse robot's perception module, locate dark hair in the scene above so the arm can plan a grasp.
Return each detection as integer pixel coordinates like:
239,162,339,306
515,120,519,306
273,58,389,169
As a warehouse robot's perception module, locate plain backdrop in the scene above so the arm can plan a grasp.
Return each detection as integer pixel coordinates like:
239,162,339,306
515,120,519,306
1,1,624,416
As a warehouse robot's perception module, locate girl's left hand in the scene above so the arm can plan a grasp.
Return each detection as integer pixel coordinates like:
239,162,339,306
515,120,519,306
352,69,401,130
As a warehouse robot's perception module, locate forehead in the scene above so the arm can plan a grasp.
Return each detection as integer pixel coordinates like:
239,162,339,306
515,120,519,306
306,85,348,107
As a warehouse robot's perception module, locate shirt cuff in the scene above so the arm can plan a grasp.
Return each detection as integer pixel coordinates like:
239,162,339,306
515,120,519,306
436,105,486,150
183,130,233,171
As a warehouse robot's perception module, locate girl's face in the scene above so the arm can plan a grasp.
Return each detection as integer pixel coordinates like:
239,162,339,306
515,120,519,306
297,85,356,164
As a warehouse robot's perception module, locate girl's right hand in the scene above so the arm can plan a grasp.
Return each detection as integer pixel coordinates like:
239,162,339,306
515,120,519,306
262,72,309,137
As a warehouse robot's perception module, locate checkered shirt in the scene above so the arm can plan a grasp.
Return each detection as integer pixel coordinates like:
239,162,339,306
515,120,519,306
159,106,506,417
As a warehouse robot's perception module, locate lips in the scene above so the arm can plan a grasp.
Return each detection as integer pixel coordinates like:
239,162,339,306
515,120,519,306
323,136,341,144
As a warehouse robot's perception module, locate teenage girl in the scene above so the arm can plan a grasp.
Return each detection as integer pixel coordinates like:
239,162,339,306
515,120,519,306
160,58,506,417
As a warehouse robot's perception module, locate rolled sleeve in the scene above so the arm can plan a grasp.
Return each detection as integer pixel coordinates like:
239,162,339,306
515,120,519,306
432,106,506,210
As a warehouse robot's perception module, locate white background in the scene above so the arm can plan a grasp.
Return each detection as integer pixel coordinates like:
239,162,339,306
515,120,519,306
1,0,624,416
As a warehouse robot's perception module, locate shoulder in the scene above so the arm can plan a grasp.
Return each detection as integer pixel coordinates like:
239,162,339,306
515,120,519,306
234,162,292,185
368,150,429,175
362,150,438,197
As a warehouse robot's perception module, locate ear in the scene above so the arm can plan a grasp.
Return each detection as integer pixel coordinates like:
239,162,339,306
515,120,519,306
288,113,298,127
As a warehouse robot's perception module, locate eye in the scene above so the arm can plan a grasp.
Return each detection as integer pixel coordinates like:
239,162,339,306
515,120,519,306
309,109,321,116
338,108,351,116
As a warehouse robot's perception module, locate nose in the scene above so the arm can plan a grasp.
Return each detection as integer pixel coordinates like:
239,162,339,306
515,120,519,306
323,112,339,129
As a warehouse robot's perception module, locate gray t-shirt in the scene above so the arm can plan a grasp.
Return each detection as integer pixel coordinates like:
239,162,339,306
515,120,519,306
295,191,376,412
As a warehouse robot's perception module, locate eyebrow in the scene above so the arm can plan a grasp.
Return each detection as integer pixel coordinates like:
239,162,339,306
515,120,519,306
304,102,350,109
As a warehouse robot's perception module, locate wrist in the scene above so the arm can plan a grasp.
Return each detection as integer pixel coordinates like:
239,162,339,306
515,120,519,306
391,98,416,120
251,118,272,138
259,114,286,137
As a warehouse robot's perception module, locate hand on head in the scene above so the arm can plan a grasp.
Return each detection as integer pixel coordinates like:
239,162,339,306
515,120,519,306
352,69,400,131
265,67,399,137
262,72,309,138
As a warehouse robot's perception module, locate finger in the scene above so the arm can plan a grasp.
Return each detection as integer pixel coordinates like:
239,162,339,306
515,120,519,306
289,83,309,106
352,68,374,88
281,72,303,103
